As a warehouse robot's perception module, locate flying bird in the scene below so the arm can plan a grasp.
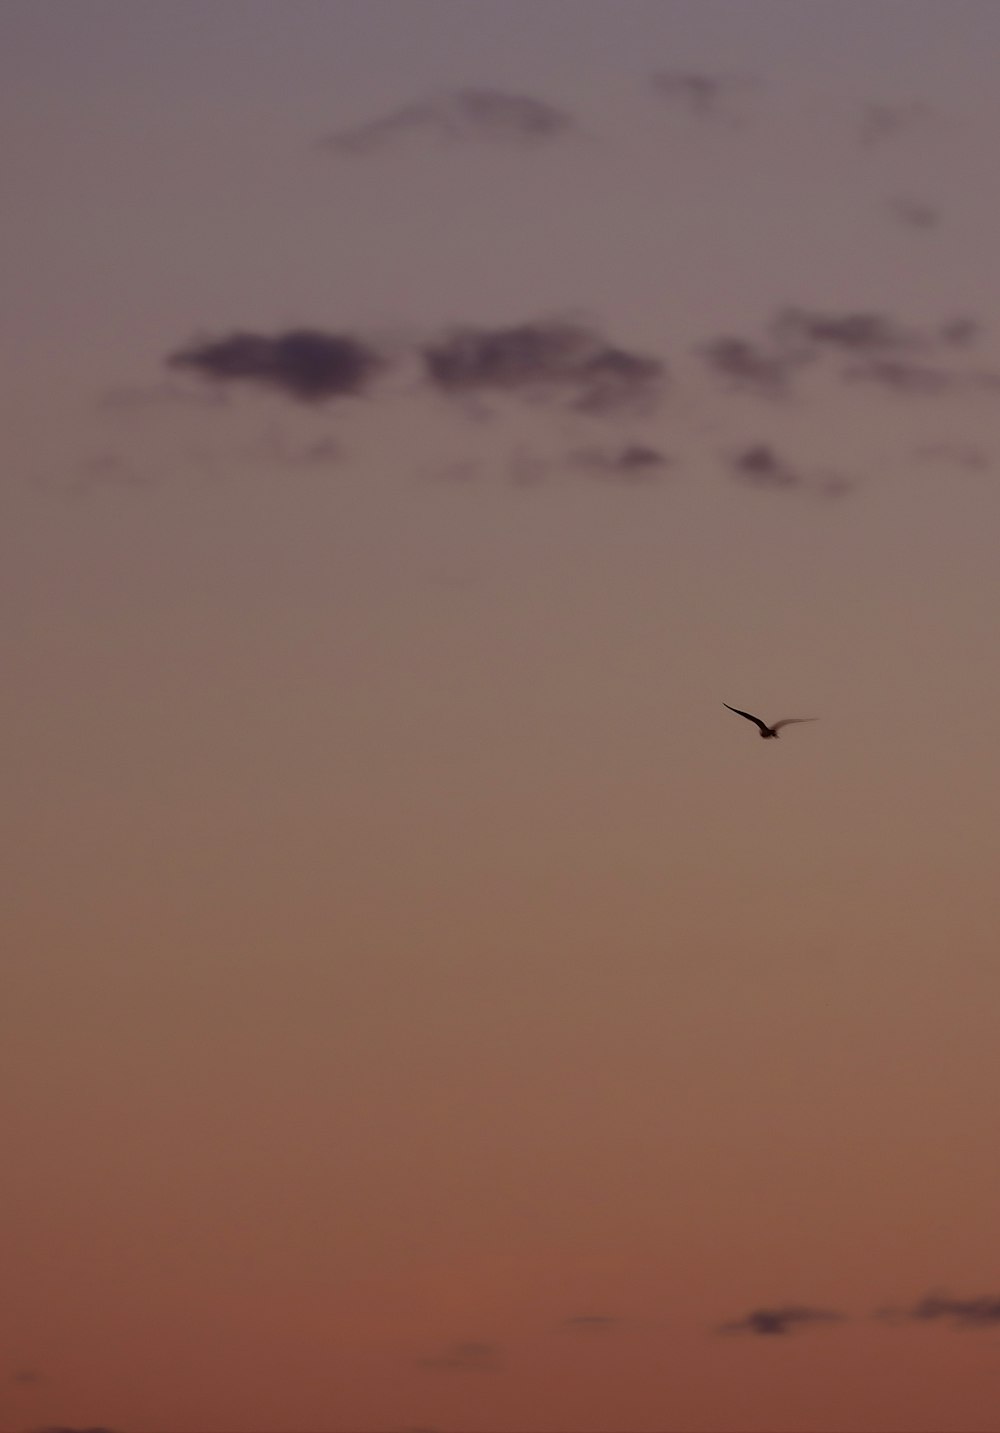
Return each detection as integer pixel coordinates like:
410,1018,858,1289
724,704,817,739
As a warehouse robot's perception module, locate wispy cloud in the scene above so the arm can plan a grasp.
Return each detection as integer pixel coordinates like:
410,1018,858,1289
421,320,665,414
569,443,670,481
419,1340,502,1372
729,443,802,489
884,1291,1000,1328
649,70,752,124
727,443,852,497
719,1305,846,1337
699,336,797,396
772,307,918,358
30,1426,121,1432
841,357,961,395
859,100,933,149
10,1365,44,1386
699,307,915,398
939,317,982,348
888,195,940,231
701,307,995,400
323,87,576,156
166,329,385,403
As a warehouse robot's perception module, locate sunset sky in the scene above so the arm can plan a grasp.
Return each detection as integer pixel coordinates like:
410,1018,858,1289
5,3,1000,1430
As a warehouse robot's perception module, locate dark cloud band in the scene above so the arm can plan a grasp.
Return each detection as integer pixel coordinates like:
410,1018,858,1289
167,329,384,403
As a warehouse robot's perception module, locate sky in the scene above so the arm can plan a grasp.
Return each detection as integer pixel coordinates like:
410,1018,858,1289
4,2,1000,1430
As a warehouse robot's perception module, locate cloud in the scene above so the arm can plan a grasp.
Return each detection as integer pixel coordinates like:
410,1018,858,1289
719,1305,846,1337
569,443,670,480
888,196,940,231
421,321,666,414
771,307,917,358
939,317,982,348
11,1366,43,1386
419,1340,502,1372
841,357,960,395
323,88,576,156
700,308,915,398
889,1291,1000,1328
859,100,933,148
562,1314,620,1332
729,443,802,489
701,307,995,402
728,443,852,497
166,329,385,403
699,336,797,396
649,70,750,122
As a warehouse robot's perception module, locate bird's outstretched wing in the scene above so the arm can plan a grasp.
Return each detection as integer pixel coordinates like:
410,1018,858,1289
723,703,770,734
770,718,817,733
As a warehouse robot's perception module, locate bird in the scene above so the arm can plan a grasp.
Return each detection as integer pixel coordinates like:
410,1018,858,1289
724,703,817,740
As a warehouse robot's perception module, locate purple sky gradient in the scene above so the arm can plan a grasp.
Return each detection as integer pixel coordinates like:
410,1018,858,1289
4,4,1000,1430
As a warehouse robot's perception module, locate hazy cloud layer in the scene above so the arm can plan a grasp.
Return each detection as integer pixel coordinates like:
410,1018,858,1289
422,321,665,413
167,329,385,403
719,1305,846,1337
419,1340,502,1372
323,88,576,155
153,303,999,499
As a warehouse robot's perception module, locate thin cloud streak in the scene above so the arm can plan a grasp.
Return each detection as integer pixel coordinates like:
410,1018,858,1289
418,1340,502,1373
719,1305,846,1337
322,88,576,156
885,1291,1000,1328
569,443,670,481
167,329,385,403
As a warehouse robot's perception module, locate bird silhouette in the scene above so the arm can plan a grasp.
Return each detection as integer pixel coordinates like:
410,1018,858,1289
724,704,817,740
